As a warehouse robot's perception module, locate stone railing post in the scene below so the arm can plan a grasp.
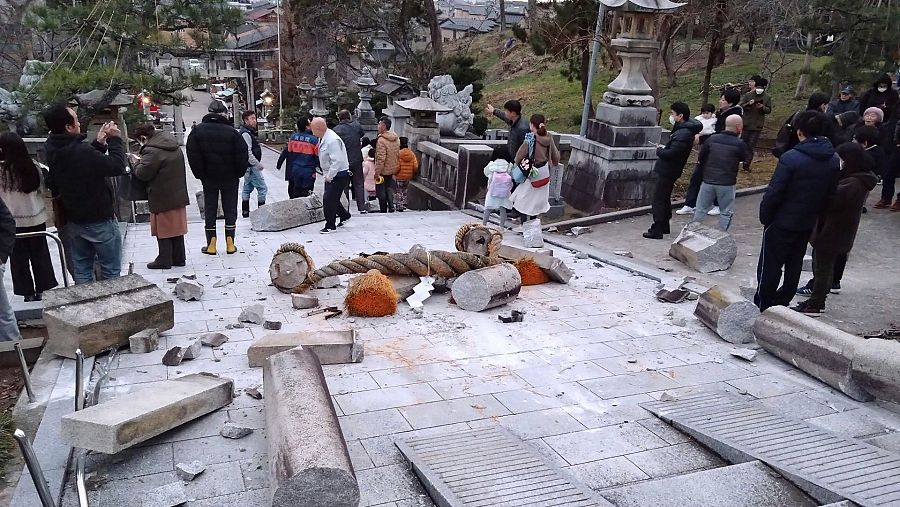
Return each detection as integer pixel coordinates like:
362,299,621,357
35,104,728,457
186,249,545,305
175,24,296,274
456,145,493,209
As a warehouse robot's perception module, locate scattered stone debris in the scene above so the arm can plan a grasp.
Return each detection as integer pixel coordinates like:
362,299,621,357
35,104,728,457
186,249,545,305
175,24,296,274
213,276,235,288
659,391,679,402
657,288,690,304
316,276,341,289
263,320,282,331
182,274,197,280
730,348,758,362
593,262,603,268
570,226,593,237
239,304,265,325
627,358,638,364
201,332,229,348
498,310,525,323
181,338,202,359
291,294,319,310
547,226,558,232
550,306,560,312
84,473,110,491
129,328,159,354
166,277,180,284
175,460,206,482
174,279,204,301
670,318,687,327
143,482,187,507
613,250,634,258
575,252,589,259
663,309,674,317
220,422,253,439
161,346,186,367
245,387,263,400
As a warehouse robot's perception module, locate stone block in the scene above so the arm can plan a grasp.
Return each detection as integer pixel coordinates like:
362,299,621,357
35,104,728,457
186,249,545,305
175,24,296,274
586,121,662,148
291,294,319,310
201,332,229,347
174,279,204,301
850,338,900,404
669,222,737,273
250,194,324,232
270,250,312,293
0,337,43,367
196,190,224,220
265,347,360,507
451,263,522,312
129,328,160,354
802,254,813,272
753,307,872,402
694,286,760,344
563,138,657,213
239,304,265,325
497,244,572,284
388,276,420,300
61,373,234,454
594,103,659,127
182,338,202,359
175,460,206,481
143,482,188,507
247,330,363,368
43,274,174,359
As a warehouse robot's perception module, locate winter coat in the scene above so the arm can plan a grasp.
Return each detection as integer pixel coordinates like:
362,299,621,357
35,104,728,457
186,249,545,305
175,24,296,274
278,131,318,188
396,148,418,182
760,137,840,232
811,170,878,254
0,162,48,228
333,119,365,166
0,196,15,263
44,134,126,224
511,133,560,216
740,91,772,131
515,133,560,168
493,110,530,160
318,129,350,181
362,159,376,193
832,111,860,146
239,124,263,170
858,85,899,122
375,130,400,177
132,131,190,214
826,97,859,116
484,159,513,210
715,105,743,133
654,119,702,179
697,131,751,186
773,108,840,158
185,113,248,181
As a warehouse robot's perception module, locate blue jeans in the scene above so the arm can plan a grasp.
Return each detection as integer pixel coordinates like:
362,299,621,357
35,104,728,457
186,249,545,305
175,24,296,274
68,219,122,285
0,263,21,341
242,166,268,203
693,183,736,231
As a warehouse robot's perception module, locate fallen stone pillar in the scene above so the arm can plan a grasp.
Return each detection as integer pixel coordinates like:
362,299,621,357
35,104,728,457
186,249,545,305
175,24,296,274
752,307,871,402
451,263,521,312
43,274,174,358
265,347,360,507
669,222,737,273
497,244,572,284
196,190,224,219
248,330,363,367
251,194,324,232
694,286,760,344
850,338,900,405
61,373,233,453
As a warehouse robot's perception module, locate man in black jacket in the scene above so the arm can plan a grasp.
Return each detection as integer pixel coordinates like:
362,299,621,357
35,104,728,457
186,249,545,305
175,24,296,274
754,111,840,311
0,196,20,341
43,102,126,284
644,102,702,239
333,110,366,212
692,115,751,231
186,101,249,255
486,99,529,162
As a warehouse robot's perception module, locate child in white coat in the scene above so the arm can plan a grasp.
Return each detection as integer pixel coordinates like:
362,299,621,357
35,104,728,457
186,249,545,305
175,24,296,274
483,156,513,228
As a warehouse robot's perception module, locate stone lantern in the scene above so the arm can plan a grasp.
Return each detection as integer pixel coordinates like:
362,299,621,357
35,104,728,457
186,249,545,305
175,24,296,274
354,66,379,138
375,74,418,138
309,67,330,117
563,0,684,214
395,91,452,152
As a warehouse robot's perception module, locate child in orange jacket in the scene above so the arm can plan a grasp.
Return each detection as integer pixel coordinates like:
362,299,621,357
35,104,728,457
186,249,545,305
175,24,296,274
395,137,418,212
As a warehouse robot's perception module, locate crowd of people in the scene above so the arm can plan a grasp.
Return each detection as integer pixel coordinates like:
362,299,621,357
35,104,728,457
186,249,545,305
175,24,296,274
644,72,899,315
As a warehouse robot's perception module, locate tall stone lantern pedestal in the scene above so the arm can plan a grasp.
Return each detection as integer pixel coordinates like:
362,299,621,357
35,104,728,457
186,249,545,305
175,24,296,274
564,0,684,214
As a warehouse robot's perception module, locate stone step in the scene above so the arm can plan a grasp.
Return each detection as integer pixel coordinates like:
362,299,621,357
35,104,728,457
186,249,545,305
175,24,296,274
600,461,817,507
642,392,900,506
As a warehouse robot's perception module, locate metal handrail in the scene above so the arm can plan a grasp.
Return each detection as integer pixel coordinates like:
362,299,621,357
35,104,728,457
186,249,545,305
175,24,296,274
13,429,57,507
15,231,70,288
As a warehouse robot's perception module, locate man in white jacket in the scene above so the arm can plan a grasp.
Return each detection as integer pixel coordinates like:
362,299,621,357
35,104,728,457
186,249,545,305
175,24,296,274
310,117,352,233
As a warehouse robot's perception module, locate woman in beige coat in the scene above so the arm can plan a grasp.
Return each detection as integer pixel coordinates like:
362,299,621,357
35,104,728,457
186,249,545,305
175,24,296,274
511,114,560,219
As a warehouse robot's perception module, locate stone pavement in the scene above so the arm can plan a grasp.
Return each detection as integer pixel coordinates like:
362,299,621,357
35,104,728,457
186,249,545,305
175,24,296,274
53,202,900,506
560,191,900,336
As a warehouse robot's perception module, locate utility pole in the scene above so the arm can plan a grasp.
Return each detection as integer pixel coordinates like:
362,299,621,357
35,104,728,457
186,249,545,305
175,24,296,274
580,3,607,137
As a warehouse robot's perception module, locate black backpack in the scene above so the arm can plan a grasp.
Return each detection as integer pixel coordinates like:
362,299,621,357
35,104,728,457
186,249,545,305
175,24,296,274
772,111,800,158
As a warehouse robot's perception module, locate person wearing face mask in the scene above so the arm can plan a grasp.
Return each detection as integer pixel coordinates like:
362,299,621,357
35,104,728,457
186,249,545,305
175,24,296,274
644,103,702,239
739,76,772,172
858,74,899,123
130,123,189,269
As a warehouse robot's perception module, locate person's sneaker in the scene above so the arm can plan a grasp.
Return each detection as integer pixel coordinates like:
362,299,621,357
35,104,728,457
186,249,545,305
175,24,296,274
360,210,368,214
319,227,335,234
831,281,841,294
792,300,824,316
675,205,694,215
708,206,721,216
874,199,892,209
795,286,813,296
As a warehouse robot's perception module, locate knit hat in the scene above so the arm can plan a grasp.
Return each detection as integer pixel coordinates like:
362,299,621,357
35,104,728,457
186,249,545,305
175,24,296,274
864,107,884,123
208,100,228,114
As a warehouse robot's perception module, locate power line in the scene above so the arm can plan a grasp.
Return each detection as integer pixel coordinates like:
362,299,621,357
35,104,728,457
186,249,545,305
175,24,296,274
71,0,113,70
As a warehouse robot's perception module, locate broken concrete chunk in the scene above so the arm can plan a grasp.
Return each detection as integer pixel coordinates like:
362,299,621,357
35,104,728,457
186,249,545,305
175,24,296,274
497,245,573,284
43,274,174,358
239,304,265,325
248,331,363,367
264,320,283,331
659,391,679,402
142,482,188,507
245,387,263,400
575,252,589,259
175,460,206,482
129,328,160,354
669,222,737,273
694,286,760,344
802,254,813,272
61,373,233,454
220,422,253,439
613,250,633,258
174,279,204,301
452,263,521,312
213,276,235,288
200,332,229,348
250,193,324,232
181,338,202,360
316,276,341,289
291,294,319,310
570,226,593,236
162,346,186,367
851,338,900,405
265,347,360,507
730,348,758,362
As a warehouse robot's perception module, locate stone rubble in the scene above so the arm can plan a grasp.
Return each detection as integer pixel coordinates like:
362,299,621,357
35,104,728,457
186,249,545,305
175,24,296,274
730,348,758,362
181,338,203,360
175,460,206,482
200,332,229,348
212,276,235,288
142,482,187,507
239,304,265,325
128,328,159,354
220,422,253,439
174,279,204,301
161,346,186,367
569,226,593,237
264,320,283,330
291,294,319,310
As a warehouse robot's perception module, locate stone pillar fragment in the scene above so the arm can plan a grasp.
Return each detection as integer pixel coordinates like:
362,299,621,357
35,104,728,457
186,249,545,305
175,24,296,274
694,286,760,344
451,263,521,312
250,194,324,232
669,222,737,273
